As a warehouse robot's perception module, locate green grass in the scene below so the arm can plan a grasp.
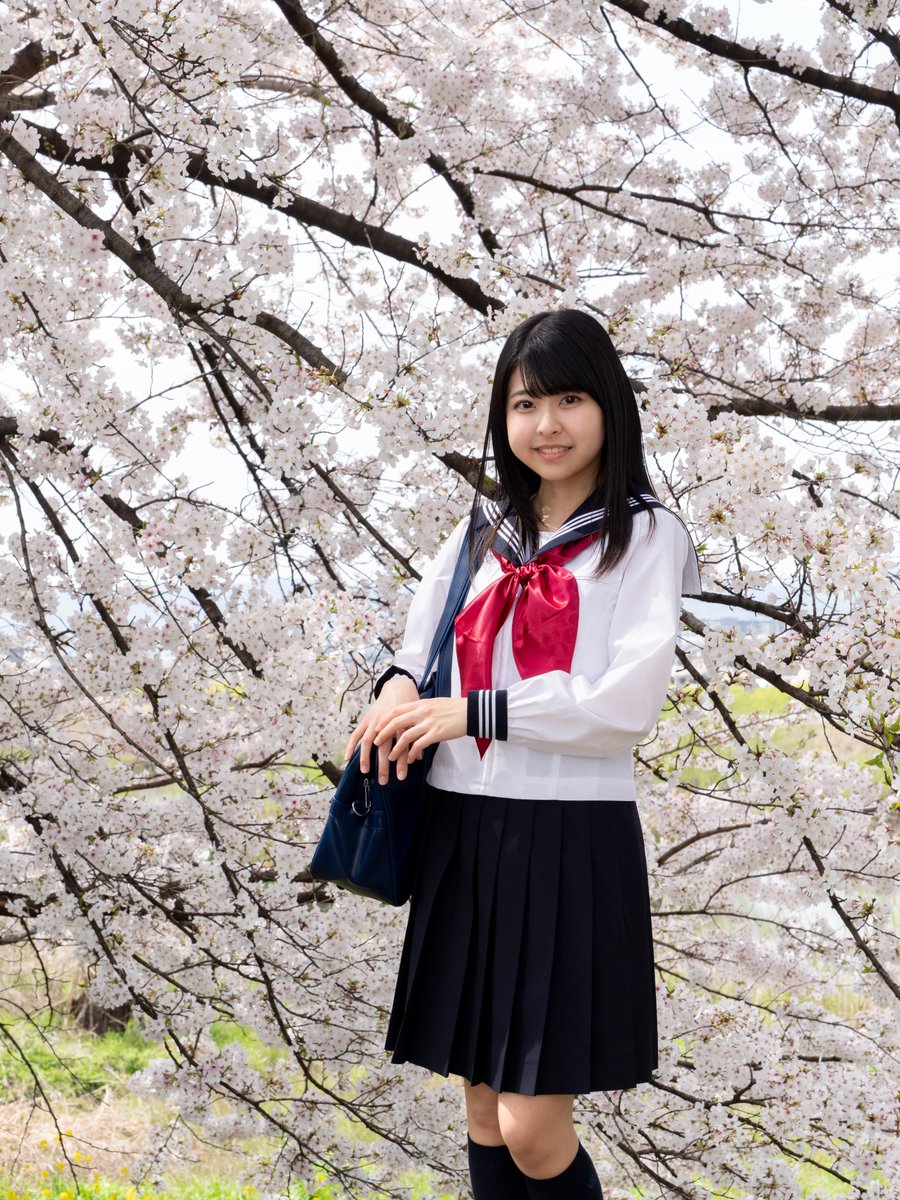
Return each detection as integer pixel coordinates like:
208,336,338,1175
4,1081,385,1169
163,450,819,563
0,1012,297,1103
657,683,877,789
0,1017,160,1100
208,1019,287,1073
0,1169,339,1200
1,1157,452,1200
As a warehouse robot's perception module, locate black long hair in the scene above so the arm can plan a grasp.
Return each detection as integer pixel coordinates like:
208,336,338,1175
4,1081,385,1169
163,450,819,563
470,308,659,576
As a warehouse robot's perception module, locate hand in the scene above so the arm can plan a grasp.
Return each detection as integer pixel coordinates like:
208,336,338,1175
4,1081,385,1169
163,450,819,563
345,676,420,783
373,697,467,780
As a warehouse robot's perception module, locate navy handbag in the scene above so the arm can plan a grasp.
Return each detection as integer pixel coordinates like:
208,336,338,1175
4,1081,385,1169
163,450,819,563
310,539,473,905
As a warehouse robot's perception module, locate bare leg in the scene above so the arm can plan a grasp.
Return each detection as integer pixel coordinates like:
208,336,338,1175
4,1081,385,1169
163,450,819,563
464,1079,504,1146
463,1080,531,1199
497,1092,580,1180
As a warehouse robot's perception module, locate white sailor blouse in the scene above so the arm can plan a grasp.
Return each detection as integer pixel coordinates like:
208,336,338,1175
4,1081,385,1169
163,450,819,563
391,496,702,802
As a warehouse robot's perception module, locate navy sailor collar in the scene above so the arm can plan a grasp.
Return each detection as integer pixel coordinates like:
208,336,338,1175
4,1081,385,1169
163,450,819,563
481,489,665,565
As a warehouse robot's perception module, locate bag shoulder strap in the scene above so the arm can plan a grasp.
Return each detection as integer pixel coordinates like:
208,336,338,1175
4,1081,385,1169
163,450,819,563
418,534,474,690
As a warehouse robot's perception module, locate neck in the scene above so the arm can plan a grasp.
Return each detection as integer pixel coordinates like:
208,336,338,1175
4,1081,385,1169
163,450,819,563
534,478,602,532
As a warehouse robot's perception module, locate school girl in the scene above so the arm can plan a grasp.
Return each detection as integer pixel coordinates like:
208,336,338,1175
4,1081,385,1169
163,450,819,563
345,309,702,1199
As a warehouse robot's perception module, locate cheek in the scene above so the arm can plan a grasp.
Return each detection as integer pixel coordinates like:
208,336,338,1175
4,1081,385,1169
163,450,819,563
591,409,605,447
506,415,526,450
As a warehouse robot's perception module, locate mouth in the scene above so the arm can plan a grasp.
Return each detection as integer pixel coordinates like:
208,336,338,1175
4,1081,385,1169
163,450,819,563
534,446,571,459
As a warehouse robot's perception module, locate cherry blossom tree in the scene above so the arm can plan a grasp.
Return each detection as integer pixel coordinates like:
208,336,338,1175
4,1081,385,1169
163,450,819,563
0,1,898,1196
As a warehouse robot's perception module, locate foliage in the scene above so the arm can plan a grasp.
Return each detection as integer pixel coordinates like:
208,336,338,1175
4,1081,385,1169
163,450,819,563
0,1016,158,1099
0,0,898,1197
1,1166,337,1200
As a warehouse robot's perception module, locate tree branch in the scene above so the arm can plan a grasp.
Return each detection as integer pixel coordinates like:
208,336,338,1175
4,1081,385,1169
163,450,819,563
21,119,501,316
272,0,501,256
603,0,900,118
802,834,900,1002
0,126,343,379
0,40,61,96
706,396,900,422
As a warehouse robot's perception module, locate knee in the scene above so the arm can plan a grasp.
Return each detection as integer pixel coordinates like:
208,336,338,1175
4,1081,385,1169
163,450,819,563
497,1113,546,1174
464,1081,503,1145
497,1095,578,1178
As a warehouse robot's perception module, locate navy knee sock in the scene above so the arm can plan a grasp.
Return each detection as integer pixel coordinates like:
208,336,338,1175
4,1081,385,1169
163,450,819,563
521,1142,603,1198
467,1136,529,1199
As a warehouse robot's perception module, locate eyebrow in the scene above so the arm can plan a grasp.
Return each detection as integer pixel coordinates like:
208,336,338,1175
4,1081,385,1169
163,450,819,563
508,388,582,399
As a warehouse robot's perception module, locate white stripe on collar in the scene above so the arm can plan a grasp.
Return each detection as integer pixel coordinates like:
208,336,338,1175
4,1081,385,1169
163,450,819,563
478,492,663,564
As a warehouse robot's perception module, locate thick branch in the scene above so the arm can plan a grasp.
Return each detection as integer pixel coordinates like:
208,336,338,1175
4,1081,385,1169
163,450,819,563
706,396,900,422
604,0,900,118
695,591,817,639
0,126,342,378
183,156,499,315
657,820,760,867
0,40,60,96
23,120,501,317
679,610,880,747
272,0,501,255
824,0,900,67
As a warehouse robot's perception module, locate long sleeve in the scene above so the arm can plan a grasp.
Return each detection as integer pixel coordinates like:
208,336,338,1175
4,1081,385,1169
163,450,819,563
484,509,693,758
390,517,470,685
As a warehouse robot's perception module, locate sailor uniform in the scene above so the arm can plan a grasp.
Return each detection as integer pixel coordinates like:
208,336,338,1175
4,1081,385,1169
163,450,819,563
383,492,702,1095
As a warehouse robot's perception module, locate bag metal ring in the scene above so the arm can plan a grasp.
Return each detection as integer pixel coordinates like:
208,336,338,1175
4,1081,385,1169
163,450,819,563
352,778,372,817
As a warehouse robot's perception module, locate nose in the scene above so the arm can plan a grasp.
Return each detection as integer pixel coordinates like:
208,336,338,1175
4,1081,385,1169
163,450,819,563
535,404,561,434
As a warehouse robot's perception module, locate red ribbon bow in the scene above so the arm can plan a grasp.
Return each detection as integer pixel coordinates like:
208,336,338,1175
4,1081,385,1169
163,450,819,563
455,532,598,756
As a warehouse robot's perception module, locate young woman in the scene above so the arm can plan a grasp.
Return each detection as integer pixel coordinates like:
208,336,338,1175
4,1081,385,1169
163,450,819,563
345,309,702,1199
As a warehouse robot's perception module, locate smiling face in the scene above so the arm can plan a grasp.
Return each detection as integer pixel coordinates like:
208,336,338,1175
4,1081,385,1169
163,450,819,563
505,365,605,500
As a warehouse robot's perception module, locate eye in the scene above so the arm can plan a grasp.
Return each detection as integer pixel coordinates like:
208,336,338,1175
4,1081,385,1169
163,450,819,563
512,398,535,411
560,394,582,406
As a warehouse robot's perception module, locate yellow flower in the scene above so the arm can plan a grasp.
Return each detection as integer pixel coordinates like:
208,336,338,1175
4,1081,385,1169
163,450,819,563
120,1168,129,1177
61,1190,74,1200
37,1141,49,1151
55,1164,66,1173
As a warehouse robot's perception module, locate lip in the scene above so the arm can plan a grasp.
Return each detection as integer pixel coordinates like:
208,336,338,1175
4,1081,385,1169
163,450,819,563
534,446,571,456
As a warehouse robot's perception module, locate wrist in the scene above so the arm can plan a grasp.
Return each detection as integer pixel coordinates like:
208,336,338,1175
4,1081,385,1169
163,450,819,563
373,665,417,699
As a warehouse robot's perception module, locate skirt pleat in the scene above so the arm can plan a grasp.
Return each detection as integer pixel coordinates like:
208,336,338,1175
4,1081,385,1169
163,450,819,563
502,802,561,1094
535,802,595,1093
484,799,533,1080
451,794,506,1082
385,786,658,1096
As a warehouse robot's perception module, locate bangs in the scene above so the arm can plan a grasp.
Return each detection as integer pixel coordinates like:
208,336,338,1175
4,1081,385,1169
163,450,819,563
514,330,598,401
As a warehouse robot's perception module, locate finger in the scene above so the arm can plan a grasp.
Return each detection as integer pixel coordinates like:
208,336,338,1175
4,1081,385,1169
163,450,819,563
373,712,415,746
394,745,411,781
389,724,436,762
358,727,376,775
345,722,365,761
382,722,418,758
377,735,394,786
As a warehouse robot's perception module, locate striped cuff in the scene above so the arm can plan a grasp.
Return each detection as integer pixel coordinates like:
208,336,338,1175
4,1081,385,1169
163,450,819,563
466,690,508,741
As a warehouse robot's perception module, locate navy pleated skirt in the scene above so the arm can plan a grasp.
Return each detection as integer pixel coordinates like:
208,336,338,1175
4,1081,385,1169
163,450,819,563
384,786,658,1096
